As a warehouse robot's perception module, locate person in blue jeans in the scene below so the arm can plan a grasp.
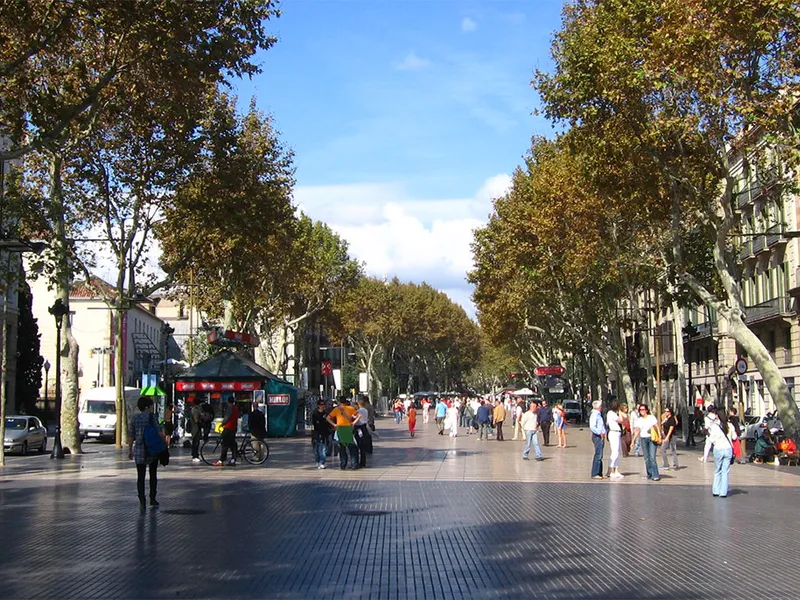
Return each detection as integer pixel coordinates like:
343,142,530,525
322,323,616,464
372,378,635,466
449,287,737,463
311,399,331,469
476,401,491,440
521,403,543,460
631,404,661,481
589,400,607,478
709,412,733,497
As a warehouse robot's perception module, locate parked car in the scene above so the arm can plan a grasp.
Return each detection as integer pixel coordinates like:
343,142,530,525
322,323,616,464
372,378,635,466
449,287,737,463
4,416,47,455
563,400,583,423
741,413,783,441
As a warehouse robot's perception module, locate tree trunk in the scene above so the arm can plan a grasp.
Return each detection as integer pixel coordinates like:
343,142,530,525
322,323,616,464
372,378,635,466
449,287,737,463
61,306,82,454
671,299,687,410
50,153,82,454
728,315,799,438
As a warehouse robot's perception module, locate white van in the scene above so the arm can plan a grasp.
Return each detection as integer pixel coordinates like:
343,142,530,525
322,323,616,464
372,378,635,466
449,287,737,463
78,386,141,441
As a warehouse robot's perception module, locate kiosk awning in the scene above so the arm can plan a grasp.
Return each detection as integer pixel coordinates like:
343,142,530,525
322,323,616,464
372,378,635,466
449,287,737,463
175,381,260,392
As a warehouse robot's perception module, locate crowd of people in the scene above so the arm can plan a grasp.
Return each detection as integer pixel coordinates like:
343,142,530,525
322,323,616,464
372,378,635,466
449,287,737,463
312,396,375,470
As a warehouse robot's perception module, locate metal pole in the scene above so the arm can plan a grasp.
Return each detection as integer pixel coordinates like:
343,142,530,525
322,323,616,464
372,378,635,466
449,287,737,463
51,312,64,459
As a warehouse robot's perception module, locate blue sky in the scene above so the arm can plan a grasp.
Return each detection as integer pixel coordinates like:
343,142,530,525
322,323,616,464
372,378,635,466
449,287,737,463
234,0,565,316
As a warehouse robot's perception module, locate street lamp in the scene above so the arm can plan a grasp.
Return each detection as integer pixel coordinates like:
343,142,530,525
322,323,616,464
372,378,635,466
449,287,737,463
43,359,50,408
49,299,69,459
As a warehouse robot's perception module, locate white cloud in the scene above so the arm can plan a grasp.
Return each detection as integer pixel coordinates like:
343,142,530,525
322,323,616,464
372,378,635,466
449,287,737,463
461,17,477,33
395,51,431,71
294,174,511,317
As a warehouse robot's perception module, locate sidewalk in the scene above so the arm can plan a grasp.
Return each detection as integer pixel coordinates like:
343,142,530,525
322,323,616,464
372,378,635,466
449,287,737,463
0,418,798,599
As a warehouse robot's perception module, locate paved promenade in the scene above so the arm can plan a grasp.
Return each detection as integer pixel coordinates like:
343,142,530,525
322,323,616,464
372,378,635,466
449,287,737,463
1,418,798,599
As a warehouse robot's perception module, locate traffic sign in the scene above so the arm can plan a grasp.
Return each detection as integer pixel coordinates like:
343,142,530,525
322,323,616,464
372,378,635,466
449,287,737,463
321,361,332,376
735,357,748,375
534,365,566,377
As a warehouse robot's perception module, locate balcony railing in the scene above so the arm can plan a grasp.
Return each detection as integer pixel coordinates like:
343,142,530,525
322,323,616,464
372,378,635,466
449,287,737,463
766,223,786,248
744,296,795,324
738,239,753,260
752,234,767,254
736,182,761,208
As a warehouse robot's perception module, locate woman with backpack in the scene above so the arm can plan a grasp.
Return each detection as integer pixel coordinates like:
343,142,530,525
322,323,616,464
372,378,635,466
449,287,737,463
128,396,166,510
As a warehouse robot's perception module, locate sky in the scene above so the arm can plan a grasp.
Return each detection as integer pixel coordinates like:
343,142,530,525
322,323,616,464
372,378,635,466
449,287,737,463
232,0,564,318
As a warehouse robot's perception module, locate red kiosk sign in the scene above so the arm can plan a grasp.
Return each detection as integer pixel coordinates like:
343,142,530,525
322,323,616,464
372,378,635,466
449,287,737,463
534,365,566,377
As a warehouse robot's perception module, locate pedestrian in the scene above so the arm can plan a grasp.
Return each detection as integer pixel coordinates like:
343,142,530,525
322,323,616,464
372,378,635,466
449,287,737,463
464,399,476,435
445,401,459,437
212,396,239,467
200,400,214,441
435,399,448,435
186,397,203,464
327,398,360,470
728,407,744,464
539,399,553,446
606,398,624,479
589,400,607,479
630,404,643,456
354,397,372,468
311,399,330,469
512,400,524,440
128,396,165,509
619,404,631,457
521,401,543,461
476,400,491,441
492,399,506,441
660,407,679,471
248,400,267,462
700,406,717,462
393,399,404,424
408,404,417,437
422,398,430,424
709,411,734,497
553,403,567,448
630,404,660,481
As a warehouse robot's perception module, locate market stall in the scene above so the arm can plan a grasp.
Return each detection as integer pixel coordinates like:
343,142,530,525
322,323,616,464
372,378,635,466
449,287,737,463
174,350,300,437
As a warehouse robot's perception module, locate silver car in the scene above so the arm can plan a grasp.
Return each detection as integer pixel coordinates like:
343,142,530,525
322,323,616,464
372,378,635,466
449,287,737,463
4,416,47,455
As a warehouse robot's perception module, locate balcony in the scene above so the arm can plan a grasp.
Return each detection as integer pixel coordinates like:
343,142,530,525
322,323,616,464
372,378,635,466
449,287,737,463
752,234,767,254
744,296,795,324
766,223,786,248
736,182,761,208
738,239,753,260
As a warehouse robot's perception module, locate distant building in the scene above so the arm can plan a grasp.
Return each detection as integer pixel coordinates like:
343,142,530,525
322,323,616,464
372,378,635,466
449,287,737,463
29,275,167,399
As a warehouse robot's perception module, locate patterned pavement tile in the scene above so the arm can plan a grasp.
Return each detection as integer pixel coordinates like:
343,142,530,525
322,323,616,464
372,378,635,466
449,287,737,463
0,418,797,599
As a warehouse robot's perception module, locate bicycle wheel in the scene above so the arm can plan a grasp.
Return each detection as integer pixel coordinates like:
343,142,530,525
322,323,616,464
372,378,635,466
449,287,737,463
200,438,221,465
242,438,270,465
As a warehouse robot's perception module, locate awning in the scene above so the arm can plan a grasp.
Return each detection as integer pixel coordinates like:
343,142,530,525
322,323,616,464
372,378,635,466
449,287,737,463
141,386,166,396
175,381,260,392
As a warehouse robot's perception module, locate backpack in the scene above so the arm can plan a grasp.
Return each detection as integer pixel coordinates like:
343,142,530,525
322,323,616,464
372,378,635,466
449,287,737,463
144,414,167,456
200,403,214,423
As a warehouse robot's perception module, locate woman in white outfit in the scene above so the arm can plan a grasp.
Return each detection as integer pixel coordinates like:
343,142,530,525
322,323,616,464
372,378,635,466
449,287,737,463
606,399,624,479
445,402,459,437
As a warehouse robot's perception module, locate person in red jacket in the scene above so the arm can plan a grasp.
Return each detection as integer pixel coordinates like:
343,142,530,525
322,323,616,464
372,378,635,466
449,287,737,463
213,396,239,466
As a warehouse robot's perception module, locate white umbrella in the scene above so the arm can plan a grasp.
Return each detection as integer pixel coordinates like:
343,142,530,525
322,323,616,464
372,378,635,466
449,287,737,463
512,387,535,396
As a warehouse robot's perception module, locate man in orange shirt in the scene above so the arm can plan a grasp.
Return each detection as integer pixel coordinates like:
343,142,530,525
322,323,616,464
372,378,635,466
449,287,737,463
326,398,361,469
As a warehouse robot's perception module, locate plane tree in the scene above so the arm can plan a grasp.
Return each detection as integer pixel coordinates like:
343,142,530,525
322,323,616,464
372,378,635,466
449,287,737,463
535,0,800,436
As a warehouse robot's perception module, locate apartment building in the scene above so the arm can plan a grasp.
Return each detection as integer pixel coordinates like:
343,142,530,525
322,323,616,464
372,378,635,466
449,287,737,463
645,149,800,416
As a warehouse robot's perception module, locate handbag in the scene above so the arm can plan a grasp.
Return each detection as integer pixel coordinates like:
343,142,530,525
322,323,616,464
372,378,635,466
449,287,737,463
159,448,170,466
650,425,662,445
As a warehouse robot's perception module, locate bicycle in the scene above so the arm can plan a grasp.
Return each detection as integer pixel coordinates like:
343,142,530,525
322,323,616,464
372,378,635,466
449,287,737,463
200,434,270,465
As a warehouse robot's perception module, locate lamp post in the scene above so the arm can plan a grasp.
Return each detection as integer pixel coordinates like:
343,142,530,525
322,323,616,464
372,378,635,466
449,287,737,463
49,298,68,459
43,359,50,408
